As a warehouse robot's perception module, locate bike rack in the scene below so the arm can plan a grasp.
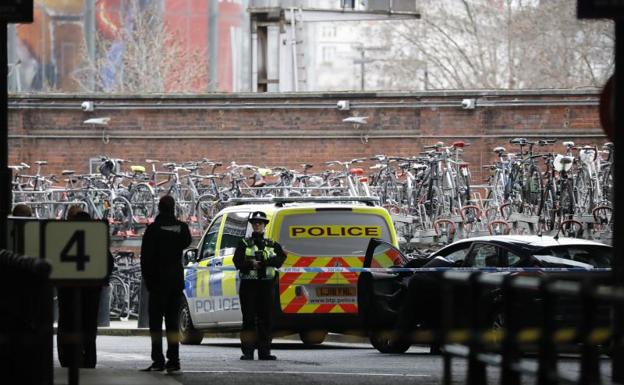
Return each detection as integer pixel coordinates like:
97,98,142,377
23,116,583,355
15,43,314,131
487,219,511,235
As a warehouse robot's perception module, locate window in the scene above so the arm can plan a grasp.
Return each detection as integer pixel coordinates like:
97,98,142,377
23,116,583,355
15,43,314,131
542,245,612,268
368,241,408,268
434,242,472,263
322,46,336,63
504,250,522,267
219,212,251,255
200,216,222,260
278,211,392,256
322,26,336,38
470,244,500,267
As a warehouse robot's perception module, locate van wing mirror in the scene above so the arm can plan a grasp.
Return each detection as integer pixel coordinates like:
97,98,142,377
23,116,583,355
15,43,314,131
183,248,198,265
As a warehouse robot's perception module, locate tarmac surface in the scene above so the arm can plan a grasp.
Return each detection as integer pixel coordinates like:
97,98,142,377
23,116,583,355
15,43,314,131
53,320,374,385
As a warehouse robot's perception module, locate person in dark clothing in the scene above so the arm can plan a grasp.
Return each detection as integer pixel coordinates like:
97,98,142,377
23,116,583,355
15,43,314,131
233,211,286,361
140,195,192,374
56,209,114,368
11,203,32,217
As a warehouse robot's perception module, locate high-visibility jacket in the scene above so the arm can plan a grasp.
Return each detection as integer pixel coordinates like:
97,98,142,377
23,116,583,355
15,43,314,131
233,235,286,280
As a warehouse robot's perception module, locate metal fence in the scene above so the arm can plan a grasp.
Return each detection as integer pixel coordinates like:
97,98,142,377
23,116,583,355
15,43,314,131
440,271,619,385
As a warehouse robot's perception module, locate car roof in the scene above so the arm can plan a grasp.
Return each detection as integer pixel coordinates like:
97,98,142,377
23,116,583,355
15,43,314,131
442,235,611,248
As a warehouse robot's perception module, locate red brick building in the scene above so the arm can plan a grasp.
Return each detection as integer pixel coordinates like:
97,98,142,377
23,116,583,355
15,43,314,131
8,90,605,182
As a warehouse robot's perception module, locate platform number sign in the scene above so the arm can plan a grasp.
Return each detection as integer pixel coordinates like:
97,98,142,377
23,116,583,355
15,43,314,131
60,230,90,271
43,221,109,283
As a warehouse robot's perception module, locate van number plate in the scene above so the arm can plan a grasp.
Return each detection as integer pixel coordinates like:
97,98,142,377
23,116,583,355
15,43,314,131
316,287,356,297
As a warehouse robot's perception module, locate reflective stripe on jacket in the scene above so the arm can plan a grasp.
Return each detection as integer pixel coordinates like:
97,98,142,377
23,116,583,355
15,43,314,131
239,238,277,280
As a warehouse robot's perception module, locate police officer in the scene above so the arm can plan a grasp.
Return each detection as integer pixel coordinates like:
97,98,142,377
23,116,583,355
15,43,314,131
140,195,191,374
233,211,286,360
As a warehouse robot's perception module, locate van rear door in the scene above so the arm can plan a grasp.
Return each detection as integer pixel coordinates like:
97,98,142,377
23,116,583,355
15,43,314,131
274,208,395,314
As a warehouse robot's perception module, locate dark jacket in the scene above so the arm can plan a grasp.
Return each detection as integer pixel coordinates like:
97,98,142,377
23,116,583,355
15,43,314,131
140,214,192,292
233,232,286,277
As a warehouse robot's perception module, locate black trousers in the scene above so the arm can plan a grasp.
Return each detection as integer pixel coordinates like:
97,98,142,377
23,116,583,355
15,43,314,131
239,279,275,357
57,286,101,368
148,288,182,365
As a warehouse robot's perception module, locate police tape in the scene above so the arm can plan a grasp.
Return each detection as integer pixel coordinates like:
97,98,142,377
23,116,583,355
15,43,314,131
184,266,612,273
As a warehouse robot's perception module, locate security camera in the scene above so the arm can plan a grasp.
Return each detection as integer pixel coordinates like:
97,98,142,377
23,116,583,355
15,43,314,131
461,98,476,110
81,101,94,112
337,100,350,111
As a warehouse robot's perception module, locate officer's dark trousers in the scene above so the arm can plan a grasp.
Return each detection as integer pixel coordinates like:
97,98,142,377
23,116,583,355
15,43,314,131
57,286,101,368
148,288,182,366
239,279,274,357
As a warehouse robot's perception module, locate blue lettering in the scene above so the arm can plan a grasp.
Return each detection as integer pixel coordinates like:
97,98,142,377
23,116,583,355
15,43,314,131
231,297,240,310
223,298,231,310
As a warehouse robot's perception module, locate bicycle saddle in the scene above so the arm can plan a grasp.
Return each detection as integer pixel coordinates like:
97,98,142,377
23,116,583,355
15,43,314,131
553,154,574,172
509,138,527,145
130,165,145,173
452,141,468,148
62,170,75,176
349,168,365,176
493,146,506,154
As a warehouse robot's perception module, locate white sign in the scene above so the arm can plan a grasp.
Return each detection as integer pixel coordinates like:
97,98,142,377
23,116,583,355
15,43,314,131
43,221,109,281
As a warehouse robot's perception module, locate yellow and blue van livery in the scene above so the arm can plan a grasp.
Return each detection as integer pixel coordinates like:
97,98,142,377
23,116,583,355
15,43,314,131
180,199,397,345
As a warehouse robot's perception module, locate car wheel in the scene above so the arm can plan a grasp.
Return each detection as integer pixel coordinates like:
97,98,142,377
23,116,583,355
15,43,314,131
299,330,327,345
179,299,204,345
369,330,410,354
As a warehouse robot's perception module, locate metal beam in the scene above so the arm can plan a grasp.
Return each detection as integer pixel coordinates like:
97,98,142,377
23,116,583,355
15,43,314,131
0,23,8,249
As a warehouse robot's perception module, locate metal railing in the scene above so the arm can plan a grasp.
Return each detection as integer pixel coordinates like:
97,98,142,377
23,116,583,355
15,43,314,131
440,271,618,385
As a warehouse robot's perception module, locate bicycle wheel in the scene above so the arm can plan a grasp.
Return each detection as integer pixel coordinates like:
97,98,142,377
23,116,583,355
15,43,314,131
573,168,593,215
601,164,613,204
130,183,155,223
523,167,542,214
109,276,129,320
195,194,220,229
541,186,557,232
427,185,447,219
110,196,134,234
559,180,575,219
168,186,192,222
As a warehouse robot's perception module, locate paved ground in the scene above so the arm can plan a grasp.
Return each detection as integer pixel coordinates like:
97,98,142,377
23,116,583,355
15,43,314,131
52,335,616,385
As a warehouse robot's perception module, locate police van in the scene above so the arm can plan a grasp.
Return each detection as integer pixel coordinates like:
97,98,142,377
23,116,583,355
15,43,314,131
179,196,398,345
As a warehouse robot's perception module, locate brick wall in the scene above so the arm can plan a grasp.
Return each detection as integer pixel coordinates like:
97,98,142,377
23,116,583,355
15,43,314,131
8,91,605,182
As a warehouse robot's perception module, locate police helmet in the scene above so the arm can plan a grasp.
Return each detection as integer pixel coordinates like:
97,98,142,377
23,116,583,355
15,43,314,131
248,211,269,224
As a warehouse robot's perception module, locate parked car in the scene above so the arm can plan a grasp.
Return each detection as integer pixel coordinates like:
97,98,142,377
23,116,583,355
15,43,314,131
357,235,612,353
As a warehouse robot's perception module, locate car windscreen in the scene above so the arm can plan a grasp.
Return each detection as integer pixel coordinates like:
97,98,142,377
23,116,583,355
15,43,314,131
539,245,612,268
277,210,392,256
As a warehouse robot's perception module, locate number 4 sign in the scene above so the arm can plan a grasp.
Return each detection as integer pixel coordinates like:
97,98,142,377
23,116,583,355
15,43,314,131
42,221,109,283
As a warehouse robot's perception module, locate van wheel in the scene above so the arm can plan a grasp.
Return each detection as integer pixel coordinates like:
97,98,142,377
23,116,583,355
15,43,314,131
299,330,327,345
369,330,410,354
179,300,203,345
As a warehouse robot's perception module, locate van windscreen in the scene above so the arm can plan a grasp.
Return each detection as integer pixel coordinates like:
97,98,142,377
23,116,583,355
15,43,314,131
277,211,392,256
